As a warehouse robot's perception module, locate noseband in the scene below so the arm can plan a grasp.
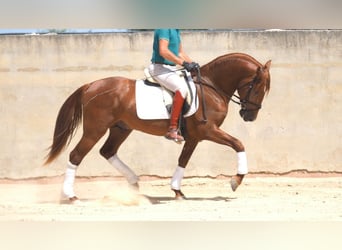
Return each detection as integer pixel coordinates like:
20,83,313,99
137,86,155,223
231,78,262,112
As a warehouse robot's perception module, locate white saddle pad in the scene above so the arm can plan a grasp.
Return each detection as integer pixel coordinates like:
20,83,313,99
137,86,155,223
136,78,198,120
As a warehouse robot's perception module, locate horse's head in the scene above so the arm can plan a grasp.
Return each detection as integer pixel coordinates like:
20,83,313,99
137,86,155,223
237,60,271,121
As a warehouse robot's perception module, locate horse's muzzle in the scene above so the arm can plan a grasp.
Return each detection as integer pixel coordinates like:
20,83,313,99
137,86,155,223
239,109,257,122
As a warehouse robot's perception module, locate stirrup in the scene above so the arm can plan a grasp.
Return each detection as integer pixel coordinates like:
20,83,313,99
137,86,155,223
165,129,184,144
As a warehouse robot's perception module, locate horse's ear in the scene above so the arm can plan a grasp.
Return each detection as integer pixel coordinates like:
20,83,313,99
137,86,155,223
264,60,272,71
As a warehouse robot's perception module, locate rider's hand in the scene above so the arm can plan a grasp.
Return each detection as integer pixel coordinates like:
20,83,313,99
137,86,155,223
182,61,200,72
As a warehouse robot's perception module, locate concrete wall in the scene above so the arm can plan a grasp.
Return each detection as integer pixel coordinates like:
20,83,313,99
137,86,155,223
0,30,341,179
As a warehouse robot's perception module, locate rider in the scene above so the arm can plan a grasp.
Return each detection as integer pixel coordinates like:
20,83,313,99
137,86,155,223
148,29,199,143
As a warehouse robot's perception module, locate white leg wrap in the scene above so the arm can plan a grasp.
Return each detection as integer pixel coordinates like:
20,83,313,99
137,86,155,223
171,166,185,190
108,154,139,184
63,161,78,198
237,151,248,175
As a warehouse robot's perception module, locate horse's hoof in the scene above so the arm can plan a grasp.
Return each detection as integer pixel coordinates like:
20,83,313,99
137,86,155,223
230,174,245,192
230,178,239,192
172,189,187,201
69,196,81,204
129,183,140,191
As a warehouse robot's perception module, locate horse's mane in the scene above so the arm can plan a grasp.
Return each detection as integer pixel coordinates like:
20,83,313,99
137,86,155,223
203,53,262,69
201,53,270,93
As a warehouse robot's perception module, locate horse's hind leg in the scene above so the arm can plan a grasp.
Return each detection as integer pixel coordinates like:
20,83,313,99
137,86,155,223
63,126,108,201
99,124,139,187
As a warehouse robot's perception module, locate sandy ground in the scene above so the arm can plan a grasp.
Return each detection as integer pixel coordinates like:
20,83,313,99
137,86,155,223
0,176,341,221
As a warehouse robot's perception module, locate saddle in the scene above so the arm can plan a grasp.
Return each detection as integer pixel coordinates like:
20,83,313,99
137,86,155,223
135,69,198,120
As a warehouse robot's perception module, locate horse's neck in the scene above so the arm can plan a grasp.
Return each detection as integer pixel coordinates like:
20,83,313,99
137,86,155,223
202,55,259,98
202,65,241,98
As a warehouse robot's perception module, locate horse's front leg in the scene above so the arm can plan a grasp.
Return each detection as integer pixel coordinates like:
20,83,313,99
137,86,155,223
171,139,198,200
205,126,248,192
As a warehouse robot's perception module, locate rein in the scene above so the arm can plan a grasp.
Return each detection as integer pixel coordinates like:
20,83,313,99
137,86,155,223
195,67,208,123
195,73,262,112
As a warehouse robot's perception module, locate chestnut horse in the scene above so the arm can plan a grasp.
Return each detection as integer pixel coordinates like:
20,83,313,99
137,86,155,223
44,52,271,202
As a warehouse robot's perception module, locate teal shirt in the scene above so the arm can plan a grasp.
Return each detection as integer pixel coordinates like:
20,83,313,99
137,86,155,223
151,29,181,66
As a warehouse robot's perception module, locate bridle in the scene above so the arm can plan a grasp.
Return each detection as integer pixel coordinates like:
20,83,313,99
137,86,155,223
231,77,262,112
193,69,264,121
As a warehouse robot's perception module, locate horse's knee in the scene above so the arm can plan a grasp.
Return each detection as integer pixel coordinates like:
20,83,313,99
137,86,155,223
233,139,245,152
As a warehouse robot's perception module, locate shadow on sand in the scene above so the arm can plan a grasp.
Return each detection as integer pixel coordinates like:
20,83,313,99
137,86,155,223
57,194,237,205
144,195,237,204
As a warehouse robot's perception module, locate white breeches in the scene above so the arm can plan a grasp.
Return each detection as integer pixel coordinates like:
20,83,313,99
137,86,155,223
148,64,188,98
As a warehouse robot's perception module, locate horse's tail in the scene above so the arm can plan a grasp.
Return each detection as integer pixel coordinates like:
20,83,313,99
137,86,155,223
44,85,85,165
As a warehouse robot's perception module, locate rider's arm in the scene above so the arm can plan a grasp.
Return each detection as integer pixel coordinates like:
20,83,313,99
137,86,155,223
159,39,189,65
